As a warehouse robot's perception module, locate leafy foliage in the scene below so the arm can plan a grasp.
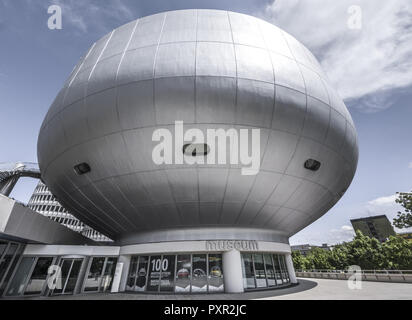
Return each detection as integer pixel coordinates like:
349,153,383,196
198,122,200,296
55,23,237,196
292,231,412,270
394,192,412,229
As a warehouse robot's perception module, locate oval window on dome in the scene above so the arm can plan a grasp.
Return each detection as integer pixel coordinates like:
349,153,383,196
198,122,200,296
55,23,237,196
304,159,321,172
183,144,210,157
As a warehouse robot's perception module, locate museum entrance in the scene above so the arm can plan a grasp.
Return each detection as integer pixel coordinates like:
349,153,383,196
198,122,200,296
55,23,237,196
126,253,224,293
50,258,83,296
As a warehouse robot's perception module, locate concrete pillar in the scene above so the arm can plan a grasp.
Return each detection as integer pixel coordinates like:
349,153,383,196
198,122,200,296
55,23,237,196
222,249,244,293
111,262,124,293
117,255,131,292
285,253,298,284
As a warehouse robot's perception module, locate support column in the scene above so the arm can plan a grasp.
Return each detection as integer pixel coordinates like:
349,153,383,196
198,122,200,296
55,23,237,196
285,253,298,284
116,255,130,293
222,249,244,293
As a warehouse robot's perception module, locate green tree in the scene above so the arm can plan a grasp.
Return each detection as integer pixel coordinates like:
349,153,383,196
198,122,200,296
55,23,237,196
305,248,333,270
382,236,412,270
327,244,349,270
344,231,385,270
394,192,412,229
291,251,309,270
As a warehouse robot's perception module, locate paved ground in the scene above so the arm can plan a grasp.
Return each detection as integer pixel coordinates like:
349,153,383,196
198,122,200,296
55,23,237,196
25,278,412,300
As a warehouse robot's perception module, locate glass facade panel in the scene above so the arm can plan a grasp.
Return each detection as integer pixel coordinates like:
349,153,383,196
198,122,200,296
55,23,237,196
264,254,276,287
101,257,118,292
126,256,138,291
160,255,175,292
192,254,207,292
0,241,8,258
242,253,290,290
241,254,256,289
127,253,226,294
84,257,105,292
52,259,72,295
6,257,35,296
135,256,149,291
208,254,223,292
0,244,24,296
279,255,290,283
0,244,18,283
147,255,162,292
272,254,283,285
175,254,191,293
64,259,82,294
253,254,267,288
24,257,54,295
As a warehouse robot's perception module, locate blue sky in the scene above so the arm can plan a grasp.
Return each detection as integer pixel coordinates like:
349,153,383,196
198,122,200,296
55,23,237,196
1,0,411,245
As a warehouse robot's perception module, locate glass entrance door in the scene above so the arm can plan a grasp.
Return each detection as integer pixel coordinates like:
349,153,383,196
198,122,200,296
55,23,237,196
51,258,83,296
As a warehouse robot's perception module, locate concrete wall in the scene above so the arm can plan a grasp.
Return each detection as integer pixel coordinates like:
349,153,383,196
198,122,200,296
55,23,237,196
0,194,94,245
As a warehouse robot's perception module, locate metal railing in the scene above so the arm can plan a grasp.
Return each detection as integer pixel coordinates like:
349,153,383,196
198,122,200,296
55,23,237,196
295,270,412,283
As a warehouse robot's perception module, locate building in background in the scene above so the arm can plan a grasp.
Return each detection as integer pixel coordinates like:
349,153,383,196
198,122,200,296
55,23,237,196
291,244,332,257
28,181,112,242
351,215,396,242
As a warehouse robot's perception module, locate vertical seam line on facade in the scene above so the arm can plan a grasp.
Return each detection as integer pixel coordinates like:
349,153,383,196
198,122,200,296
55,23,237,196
217,11,234,224
247,19,279,226
111,18,143,230
82,29,131,233
229,11,258,224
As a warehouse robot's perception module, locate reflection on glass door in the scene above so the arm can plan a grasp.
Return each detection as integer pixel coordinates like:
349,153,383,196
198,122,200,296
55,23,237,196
272,254,283,285
84,257,105,292
101,257,118,292
175,255,191,293
52,258,83,296
5,257,35,297
64,259,82,294
264,254,277,287
24,257,54,296
253,254,267,288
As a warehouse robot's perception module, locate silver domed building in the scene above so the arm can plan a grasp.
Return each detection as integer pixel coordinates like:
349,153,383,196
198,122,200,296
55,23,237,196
37,10,358,293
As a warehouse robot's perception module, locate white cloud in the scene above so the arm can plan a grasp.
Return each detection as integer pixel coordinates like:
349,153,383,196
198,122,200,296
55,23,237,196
368,194,398,206
259,0,412,112
409,162,412,169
